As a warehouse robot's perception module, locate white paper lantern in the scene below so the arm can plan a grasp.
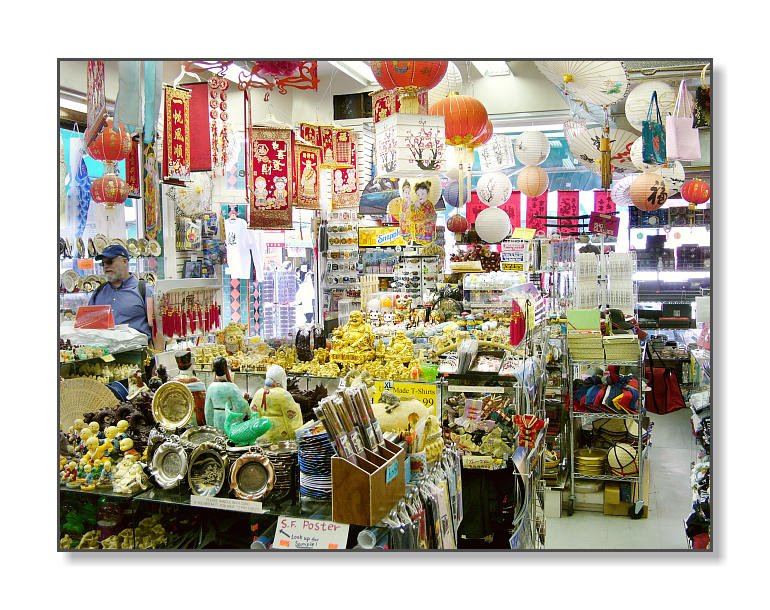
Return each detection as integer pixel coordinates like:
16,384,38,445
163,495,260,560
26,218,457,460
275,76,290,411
513,131,551,166
475,206,511,243
630,136,660,171
476,172,512,207
478,135,515,171
624,80,678,132
375,113,446,178
610,174,639,208
517,165,548,197
427,62,463,108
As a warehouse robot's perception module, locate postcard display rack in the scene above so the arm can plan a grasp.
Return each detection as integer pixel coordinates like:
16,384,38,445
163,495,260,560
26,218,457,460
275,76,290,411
323,210,360,317
439,321,551,549
260,270,298,341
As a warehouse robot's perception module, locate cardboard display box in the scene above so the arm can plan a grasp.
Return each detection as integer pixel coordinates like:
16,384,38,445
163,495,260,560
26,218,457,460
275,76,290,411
603,457,650,518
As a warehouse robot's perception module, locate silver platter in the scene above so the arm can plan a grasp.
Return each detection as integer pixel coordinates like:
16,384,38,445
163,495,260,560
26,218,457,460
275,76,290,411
150,440,188,489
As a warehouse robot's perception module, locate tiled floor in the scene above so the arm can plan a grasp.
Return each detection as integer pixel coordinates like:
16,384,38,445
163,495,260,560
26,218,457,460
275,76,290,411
544,408,696,550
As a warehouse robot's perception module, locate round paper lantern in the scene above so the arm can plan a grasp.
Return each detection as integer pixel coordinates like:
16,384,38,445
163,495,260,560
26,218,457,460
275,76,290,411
681,179,710,205
427,62,463,107
87,118,132,162
442,179,471,208
630,136,660,171
610,174,640,208
513,131,551,166
469,119,494,149
475,207,511,243
476,172,512,207
370,61,448,91
429,93,488,146
517,165,548,197
624,80,679,132
446,213,468,234
90,171,128,207
630,172,668,211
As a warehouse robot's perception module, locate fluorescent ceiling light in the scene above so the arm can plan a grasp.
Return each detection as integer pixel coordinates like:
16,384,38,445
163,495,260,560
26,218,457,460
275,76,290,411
495,124,566,134
329,61,377,86
60,97,87,113
472,61,511,77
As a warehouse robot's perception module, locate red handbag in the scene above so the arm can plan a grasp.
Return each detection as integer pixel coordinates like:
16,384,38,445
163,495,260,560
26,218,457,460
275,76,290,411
644,344,686,414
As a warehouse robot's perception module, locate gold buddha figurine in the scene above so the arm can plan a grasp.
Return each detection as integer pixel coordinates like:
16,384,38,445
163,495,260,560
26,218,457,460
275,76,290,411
329,310,376,365
385,330,415,365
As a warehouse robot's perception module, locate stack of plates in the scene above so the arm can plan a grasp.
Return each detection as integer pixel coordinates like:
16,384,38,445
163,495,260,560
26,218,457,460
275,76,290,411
574,447,607,476
262,440,299,503
296,429,336,500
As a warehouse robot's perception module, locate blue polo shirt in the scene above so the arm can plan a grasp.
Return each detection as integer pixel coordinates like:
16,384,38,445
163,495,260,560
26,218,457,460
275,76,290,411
88,274,153,338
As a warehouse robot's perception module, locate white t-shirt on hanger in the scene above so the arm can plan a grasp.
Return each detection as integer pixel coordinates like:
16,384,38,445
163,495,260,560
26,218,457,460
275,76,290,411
224,216,253,279
248,229,265,283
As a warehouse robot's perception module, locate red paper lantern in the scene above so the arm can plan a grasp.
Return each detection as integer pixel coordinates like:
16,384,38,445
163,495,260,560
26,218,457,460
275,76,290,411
429,93,489,146
87,118,132,162
446,213,468,234
469,119,494,149
681,179,710,205
91,172,128,206
370,61,448,91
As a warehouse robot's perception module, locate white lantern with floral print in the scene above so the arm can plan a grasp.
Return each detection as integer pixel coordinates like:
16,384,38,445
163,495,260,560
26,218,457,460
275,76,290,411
375,113,446,178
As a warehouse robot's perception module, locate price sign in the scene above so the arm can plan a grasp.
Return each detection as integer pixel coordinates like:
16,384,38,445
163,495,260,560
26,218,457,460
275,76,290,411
512,227,536,240
372,380,437,413
77,259,95,270
273,516,349,550
190,495,265,514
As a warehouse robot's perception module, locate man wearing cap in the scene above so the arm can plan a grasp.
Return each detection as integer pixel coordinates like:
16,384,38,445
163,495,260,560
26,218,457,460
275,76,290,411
89,244,158,346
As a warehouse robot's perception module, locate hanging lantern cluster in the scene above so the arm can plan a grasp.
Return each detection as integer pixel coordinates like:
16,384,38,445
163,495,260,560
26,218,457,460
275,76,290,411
87,118,132,209
513,131,550,197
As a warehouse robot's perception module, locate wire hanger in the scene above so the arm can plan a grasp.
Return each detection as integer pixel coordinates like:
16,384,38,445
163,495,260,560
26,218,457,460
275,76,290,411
172,63,201,89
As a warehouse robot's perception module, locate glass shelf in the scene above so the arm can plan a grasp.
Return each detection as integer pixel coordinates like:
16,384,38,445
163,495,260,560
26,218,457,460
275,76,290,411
60,484,142,500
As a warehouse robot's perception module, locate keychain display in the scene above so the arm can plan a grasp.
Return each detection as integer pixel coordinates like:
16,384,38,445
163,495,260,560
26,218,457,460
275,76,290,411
160,290,221,339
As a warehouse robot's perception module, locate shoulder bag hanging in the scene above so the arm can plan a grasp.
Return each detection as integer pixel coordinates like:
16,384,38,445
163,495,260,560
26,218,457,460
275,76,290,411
643,342,686,414
642,91,667,165
692,65,711,128
666,79,702,161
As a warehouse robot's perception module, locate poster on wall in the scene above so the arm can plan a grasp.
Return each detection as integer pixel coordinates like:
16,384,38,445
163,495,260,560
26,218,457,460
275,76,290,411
85,61,108,147
125,138,141,198
248,127,294,229
293,142,322,209
332,132,359,209
143,142,161,240
162,85,192,184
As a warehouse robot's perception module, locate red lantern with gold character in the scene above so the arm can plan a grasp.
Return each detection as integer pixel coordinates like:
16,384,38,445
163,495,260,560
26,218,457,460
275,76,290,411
446,213,468,234
370,61,448,91
87,118,132,162
681,179,710,206
429,93,489,146
91,172,128,206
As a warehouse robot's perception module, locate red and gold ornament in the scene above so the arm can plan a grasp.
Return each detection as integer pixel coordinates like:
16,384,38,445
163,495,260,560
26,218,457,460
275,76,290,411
681,179,710,206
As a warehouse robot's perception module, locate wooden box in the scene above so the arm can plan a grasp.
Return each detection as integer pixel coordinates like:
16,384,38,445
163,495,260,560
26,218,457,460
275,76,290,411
331,438,405,526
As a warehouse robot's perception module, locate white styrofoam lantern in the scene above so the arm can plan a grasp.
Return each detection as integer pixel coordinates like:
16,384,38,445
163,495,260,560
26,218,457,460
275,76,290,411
478,135,515,171
476,171,513,207
375,113,446,178
475,206,511,243
514,130,551,166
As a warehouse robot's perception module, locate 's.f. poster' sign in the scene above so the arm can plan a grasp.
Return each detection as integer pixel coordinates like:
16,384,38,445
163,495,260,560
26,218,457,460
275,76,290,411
163,85,191,183
293,141,322,209
332,132,359,209
249,127,294,229
85,61,108,147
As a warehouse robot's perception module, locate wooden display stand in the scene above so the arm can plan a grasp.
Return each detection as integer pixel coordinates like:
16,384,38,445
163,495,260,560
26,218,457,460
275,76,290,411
331,438,405,526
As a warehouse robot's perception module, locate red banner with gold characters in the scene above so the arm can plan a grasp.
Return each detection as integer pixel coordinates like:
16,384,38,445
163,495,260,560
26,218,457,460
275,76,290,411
332,132,359,209
526,192,548,236
333,128,354,168
371,89,428,124
557,190,580,235
163,85,191,183
593,189,616,214
143,142,161,240
319,125,335,166
85,61,107,148
125,138,141,198
293,142,322,209
299,122,321,147
248,127,294,229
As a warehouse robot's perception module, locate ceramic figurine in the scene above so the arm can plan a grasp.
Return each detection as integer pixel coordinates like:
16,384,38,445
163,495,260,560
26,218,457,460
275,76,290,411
224,407,273,446
249,365,303,442
329,311,376,365
204,356,250,430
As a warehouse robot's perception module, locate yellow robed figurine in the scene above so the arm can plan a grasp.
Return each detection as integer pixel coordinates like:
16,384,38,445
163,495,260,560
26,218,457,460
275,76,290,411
249,365,303,442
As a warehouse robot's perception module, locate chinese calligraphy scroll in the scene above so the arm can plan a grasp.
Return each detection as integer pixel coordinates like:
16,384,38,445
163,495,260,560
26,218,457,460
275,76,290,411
125,138,141,198
594,189,616,214
499,191,522,230
143,142,161,240
293,141,322,209
557,190,580,235
332,132,359,209
85,61,107,148
525,192,548,236
187,82,213,172
162,85,191,184
248,127,294,229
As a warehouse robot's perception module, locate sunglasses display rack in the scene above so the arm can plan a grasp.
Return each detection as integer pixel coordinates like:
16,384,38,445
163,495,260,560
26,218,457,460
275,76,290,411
391,251,440,307
323,210,361,315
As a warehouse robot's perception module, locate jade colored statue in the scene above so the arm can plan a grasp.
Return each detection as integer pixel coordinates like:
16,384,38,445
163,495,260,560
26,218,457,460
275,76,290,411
204,356,249,430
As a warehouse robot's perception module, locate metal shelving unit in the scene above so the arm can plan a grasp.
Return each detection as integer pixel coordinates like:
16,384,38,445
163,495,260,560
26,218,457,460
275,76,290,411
566,349,647,516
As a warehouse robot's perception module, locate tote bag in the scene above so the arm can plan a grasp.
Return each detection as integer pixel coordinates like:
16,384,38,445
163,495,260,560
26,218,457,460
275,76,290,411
693,66,711,128
666,80,702,161
642,91,666,165
643,343,686,414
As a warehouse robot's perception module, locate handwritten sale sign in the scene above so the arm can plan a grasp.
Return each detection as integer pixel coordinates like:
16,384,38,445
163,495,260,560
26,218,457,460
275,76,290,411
273,516,349,550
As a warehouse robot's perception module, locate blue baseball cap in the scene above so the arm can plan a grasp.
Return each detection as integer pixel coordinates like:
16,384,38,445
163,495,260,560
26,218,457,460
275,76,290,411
96,244,130,260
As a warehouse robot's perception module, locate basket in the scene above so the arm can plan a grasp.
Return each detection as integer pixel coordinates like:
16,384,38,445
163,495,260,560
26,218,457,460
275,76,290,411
59,378,119,431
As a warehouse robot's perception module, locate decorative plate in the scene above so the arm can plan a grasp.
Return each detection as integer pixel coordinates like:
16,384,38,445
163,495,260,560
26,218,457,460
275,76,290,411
229,447,275,501
59,238,67,258
126,238,141,258
150,440,189,489
94,234,108,255
181,426,226,447
151,381,194,431
188,442,228,496
60,271,76,293
138,238,149,256
65,239,74,258
110,238,127,249
148,239,162,257
87,238,96,258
